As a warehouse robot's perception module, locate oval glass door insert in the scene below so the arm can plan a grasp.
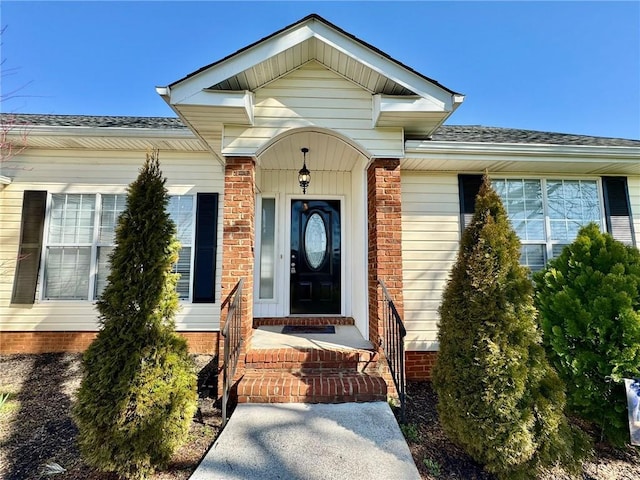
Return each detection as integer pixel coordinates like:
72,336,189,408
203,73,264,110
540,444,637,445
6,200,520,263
304,213,327,269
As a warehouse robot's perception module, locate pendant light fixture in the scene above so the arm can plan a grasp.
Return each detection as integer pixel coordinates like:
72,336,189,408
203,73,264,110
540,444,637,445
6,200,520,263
298,147,310,194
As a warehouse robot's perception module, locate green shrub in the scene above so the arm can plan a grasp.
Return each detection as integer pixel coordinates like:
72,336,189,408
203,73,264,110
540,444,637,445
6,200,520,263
534,223,640,445
73,150,198,480
432,174,589,479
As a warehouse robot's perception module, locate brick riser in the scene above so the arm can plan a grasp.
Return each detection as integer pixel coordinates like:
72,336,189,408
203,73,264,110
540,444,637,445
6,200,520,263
237,371,387,404
238,342,387,404
244,348,380,374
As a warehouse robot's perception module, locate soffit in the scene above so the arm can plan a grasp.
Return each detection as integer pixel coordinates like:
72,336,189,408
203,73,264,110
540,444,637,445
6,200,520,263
403,142,640,175
9,126,208,152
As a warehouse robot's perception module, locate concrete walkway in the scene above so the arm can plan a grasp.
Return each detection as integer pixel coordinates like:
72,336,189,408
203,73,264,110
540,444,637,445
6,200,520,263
190,402,420,480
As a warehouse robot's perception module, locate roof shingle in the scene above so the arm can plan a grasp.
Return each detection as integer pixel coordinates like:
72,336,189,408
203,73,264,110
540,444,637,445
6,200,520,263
3,113,639,147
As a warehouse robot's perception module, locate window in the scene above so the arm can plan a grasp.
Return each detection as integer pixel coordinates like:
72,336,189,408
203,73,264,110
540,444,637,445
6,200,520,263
42,193,195,301
258,196,276,300
168,196,194,299
459,175,617,272
44,194,96,300
492,178,604,270
95,194,127,298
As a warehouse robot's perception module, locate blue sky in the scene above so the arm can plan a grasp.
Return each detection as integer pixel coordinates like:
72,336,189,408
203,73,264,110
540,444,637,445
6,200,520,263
2,1,639,139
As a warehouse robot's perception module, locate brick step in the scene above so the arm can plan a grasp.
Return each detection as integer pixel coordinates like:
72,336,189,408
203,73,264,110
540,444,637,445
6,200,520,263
253,317,355,327
237,371,387,404
244,347,379,373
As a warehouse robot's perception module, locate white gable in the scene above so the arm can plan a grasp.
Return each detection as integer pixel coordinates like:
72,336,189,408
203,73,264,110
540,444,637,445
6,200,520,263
158,14,463,161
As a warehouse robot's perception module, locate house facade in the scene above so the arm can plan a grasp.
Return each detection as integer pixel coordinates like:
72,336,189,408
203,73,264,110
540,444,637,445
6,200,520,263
1,15,639,381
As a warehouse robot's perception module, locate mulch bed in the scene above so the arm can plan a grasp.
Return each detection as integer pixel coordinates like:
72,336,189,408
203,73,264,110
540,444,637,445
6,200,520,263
402,381,640,480
0,353,221,480
1,354,639,479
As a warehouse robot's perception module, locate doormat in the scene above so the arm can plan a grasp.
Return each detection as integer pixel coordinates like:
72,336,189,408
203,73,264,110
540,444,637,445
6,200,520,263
282,325,336,334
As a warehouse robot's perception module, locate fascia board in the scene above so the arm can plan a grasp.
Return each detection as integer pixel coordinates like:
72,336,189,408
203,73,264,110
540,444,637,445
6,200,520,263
169,26,316,105
0,175,12,185
405,140,640,162
21,125,198,140
176,90,254,125
373,94,449,128
377,95,447,113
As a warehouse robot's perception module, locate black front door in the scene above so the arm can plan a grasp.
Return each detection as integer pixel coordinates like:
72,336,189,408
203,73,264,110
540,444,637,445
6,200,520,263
290,199,341,314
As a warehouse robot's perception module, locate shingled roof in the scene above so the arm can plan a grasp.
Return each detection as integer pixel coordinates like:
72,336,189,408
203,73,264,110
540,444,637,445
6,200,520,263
429,125,640,147
3,113,639,147
2,114,186,130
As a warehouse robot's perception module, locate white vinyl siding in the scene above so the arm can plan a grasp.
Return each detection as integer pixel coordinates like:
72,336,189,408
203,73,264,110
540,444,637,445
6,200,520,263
401,173,460,351
0,149,223,332
222,61,404,158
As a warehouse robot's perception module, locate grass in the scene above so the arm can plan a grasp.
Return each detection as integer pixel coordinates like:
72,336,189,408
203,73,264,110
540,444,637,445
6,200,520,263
0,392,20,417
400,422,420,442
422,457,441,478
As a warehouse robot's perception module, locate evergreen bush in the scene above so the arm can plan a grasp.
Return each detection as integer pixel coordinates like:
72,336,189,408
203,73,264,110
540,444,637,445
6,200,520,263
432,174,589,479
534,223,640,446
74,150,198,480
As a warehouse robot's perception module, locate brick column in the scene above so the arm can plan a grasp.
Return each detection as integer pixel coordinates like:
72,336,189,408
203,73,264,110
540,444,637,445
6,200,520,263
367,158,404,346
218,157,255,399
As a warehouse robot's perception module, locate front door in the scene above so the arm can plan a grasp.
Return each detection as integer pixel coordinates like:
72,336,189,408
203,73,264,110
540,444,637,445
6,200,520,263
290,199,341,314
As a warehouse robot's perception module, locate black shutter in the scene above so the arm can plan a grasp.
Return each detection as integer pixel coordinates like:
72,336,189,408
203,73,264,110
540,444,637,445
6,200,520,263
192,193,219,303
458,174,483,231
11,190,47,304
602,176,636,246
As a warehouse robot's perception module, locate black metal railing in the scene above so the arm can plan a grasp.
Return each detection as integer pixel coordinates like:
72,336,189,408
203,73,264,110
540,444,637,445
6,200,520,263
379,279,407,423
220,278,244,428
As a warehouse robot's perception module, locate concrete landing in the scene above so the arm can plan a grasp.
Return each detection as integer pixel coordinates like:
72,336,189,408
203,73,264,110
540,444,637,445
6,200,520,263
252,325,374,351
190,402,420,480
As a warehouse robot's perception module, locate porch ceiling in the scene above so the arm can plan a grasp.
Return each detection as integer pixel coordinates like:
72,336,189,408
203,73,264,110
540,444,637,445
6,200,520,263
258,130,364,172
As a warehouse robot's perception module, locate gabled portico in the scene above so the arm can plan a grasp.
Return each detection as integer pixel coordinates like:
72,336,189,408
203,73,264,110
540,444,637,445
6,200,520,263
157,14,463,398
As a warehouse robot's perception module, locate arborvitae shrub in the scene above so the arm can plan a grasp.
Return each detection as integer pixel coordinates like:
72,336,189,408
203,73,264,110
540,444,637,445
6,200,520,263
534,223,640,446
432,174,589,479
73,150,198,480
